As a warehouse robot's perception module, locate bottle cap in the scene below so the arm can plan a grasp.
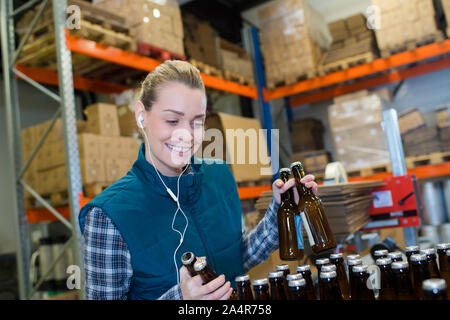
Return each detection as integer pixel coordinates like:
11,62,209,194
422,279,447,291
391,261,409,270
436,243,450,250
268,271,285,278
286,273,303,281
347,258,363,266
288,279,306,287
420,248,436,256
316,258,330,266
352,265,368,273
279,168,292,175
290,161,303,169
296,265,311,272
235,274,250,282
181,252,195,265
330,253,343,260
276,264,290,271
405,246,419,252
346,254,360,261
374,249,388,257
387,251,403,260
252,278,268,286
321,264,337,272
376,258,392,266
410,253,427,262
320,271,337,279
193,259,207,272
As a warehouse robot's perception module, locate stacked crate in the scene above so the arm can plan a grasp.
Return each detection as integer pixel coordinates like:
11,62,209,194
21,104,142,207
258,0,331,89
319,14,378,75
443,0,450,35
328,89,391,173
372,0,443,57
93,0,184,56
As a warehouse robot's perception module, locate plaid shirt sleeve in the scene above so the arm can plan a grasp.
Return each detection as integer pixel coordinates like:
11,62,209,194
242,197,280,273
83,207,182,300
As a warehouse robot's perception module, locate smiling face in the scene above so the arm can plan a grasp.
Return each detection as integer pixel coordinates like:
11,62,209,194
137,81,207,177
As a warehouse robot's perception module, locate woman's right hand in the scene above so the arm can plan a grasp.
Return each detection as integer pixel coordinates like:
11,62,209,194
179,266,233,300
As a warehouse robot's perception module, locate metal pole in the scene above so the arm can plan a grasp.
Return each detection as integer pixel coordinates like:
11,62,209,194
52,0,85,299
1,0,32,299
382,109,417,246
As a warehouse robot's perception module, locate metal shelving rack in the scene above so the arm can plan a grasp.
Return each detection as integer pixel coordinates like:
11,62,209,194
1,0,84,300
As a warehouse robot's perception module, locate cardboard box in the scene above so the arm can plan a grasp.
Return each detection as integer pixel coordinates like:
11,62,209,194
202,112,271,183
290,150,330,173
84,103,120,136
99,136,122,160
398,108,426,135
436,104,450,129
120,137,142,160
105,158,130,182
117,104,139,137
80,157,106,184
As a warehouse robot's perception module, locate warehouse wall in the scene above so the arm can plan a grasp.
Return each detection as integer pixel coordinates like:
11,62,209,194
0,79,60,255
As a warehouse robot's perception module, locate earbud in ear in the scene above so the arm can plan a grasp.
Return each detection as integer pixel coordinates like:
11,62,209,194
138,114,144,129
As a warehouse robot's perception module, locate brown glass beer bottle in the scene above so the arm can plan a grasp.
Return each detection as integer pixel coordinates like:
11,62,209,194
406,245,420,286
235,275,254,300
436,243,450,291
277,168,304,261
291,162,337,254
392,261,416,300
296,265,317,300
252,278,270,300
347,258,362,298
268,271,288,300
330,253,350,300
276,264,291,278
422,278,448,300
410,253,431,300
421,248,440,278
315,258,330,275
194,259,218,284
376,258,396,300
288,279,308,300
286,273,303,282
351,265,375,300
319,271,343,300
387,251,403,263
374,249,389,260
181,252,198,277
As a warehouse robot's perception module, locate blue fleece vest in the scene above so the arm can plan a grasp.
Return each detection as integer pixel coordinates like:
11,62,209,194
79,144,244,300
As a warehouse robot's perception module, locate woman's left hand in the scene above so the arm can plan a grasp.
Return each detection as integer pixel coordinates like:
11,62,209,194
272,174,318,205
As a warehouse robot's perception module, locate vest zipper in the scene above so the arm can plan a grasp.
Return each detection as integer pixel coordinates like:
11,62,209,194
190,210,216,271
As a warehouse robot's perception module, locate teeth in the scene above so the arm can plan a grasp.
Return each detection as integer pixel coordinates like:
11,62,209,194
167,144,190,152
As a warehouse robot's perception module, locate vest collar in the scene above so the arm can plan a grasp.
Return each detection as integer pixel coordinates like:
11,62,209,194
133,143,203,203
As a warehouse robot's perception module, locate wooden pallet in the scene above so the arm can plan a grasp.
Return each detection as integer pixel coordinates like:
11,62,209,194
380,32,444,58
83,182,111,198
266,70,316,90
137,42,186,61
190,59,224,78
405,151,450,169
223,71,254,87
346,163,392,178
318,51,375,76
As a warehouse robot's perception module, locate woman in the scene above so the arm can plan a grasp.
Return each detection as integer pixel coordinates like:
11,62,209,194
79,60,317,300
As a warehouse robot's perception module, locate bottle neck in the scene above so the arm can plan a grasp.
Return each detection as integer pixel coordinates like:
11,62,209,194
292,166,311,197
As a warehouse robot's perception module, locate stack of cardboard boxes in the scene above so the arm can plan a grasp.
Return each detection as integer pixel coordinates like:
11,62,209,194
258,0,331,89
21,104,142,205
372,0,442,56
436,104,450,151
183,13,220,68
217,38,254,84
93,0,184,56
328,89,391,173
321,14,378,73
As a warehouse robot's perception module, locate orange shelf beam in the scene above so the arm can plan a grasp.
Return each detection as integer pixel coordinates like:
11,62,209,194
264,39,450,102
66,34,258,99
290,56,450,107
16,64,131,94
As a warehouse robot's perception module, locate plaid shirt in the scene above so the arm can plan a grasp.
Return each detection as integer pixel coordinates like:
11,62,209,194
83,198,279,300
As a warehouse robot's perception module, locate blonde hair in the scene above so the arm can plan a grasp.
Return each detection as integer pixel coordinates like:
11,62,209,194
139,60,205,110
